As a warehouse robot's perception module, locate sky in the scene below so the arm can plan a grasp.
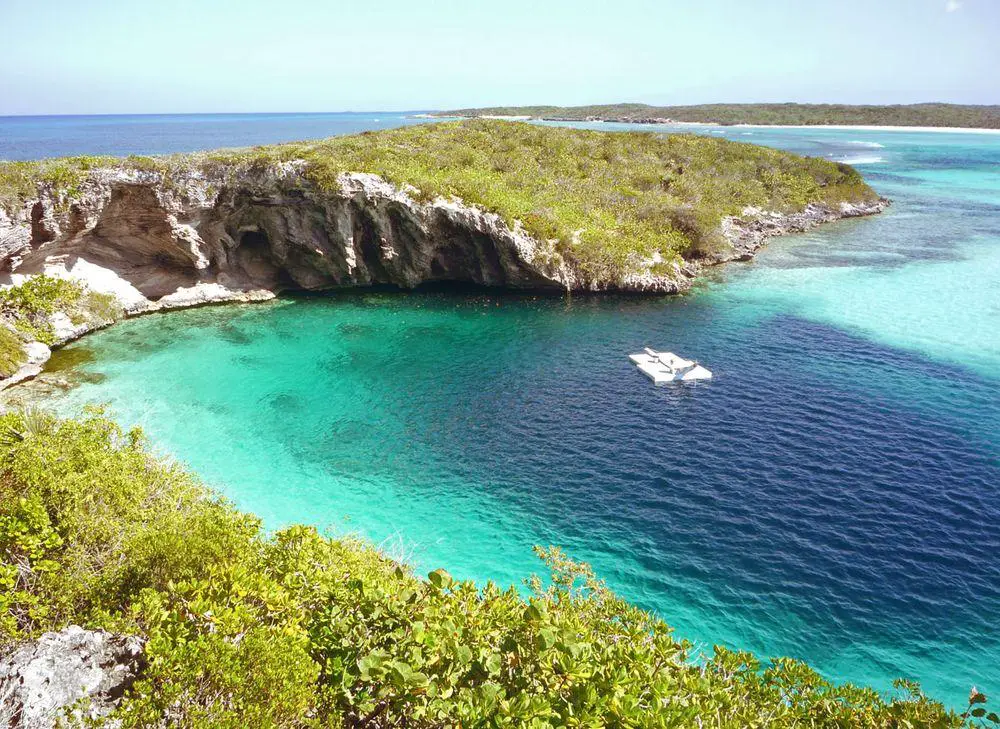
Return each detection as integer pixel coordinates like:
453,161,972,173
0,0,997,115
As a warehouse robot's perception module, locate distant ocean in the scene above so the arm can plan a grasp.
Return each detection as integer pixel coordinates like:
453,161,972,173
0,112,438,160
5,112,1000,710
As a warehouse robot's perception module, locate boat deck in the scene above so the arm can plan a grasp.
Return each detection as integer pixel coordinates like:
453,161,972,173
629,348,712,384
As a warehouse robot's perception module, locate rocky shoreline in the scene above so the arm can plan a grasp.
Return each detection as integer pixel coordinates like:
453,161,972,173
716,199,889,263
0,161,887,390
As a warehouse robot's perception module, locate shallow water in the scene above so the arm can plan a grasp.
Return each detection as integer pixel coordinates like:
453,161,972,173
11,117,1000,708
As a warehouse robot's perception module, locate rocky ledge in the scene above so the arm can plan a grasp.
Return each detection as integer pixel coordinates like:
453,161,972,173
718,199,890,263
0,159,886,388
0,626,145,728
0,162,887,299
0,165,584,310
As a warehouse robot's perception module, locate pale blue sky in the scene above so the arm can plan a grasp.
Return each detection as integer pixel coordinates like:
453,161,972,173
1,0,996,115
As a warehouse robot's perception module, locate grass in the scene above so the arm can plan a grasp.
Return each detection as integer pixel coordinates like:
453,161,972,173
1,409,991,727
0,120,878,286
0,155,117,212
0,326,26,377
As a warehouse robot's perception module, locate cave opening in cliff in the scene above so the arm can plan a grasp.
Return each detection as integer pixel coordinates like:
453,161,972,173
237,230,297,290
239,230,269,252
30,202,55,244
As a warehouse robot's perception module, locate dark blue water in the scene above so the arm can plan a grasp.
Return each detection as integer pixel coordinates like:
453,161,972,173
6,113,999,709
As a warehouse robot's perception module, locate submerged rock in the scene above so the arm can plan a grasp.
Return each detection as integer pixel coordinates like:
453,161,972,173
0,626,145,728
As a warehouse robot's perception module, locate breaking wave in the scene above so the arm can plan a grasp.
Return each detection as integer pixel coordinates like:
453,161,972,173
837,154,885,165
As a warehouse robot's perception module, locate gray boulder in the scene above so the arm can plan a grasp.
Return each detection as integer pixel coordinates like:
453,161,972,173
0,626,144,728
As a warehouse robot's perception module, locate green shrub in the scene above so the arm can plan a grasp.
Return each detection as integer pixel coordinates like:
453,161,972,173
77,290,124,326
0,274,82,318
116,563,322,728
0,275,120,346
0,325,26,377
0,410,990,727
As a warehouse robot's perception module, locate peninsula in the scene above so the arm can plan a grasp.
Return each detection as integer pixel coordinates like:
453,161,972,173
438,102,1000,129
0,120,883,385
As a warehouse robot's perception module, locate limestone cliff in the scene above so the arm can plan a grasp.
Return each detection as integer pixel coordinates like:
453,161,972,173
0,626,144,728
0,155,886,388
0,161,886,311
0,164,601,315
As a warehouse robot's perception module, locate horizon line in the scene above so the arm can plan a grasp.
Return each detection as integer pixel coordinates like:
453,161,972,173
3,100,999,119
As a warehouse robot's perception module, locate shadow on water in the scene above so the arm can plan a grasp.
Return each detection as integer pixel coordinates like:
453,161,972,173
46,346,97,372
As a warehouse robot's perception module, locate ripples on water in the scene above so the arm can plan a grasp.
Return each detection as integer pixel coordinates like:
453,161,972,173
8,117,1000,708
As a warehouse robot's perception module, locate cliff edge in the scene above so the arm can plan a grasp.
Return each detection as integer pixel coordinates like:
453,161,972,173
0,120,886,385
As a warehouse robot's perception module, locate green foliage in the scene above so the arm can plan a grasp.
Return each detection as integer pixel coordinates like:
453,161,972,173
0,275,121,347
0,325,26,377
0,155,117,211
0,274,83,319
445,102,1000,128
0,410,988,727
1,121,878,287
0,275,85,344
78,289,123,325
116,563,322,728
0,409,258,638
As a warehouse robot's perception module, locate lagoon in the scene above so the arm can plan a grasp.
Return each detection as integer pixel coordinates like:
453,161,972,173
8,114,999,708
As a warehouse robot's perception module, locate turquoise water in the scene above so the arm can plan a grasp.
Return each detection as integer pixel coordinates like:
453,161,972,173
18,120,1000,709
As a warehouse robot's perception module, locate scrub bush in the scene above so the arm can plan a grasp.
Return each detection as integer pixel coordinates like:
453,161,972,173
0,275,121,346
0,326,25,377
0,410,989,727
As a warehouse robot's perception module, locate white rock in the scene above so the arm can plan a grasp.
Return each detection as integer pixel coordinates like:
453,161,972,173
0,626,144,729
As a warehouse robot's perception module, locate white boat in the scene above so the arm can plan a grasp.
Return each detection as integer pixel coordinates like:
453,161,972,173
629,348,712,384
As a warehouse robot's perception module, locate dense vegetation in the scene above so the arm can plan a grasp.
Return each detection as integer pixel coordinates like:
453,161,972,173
0,409,995,727
0,276,120,376
442,103,1000,129
0,120,877,284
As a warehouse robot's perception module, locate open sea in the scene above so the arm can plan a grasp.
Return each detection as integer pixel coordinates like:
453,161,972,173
2,112,998,709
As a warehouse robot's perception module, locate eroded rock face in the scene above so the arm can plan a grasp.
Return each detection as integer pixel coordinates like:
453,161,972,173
0,626,145,728
0,162,888,310
0,166,583,312
0,161,887,391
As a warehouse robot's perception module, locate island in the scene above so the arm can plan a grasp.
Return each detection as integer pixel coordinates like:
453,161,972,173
437,102,1000,129
0,120,884,386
